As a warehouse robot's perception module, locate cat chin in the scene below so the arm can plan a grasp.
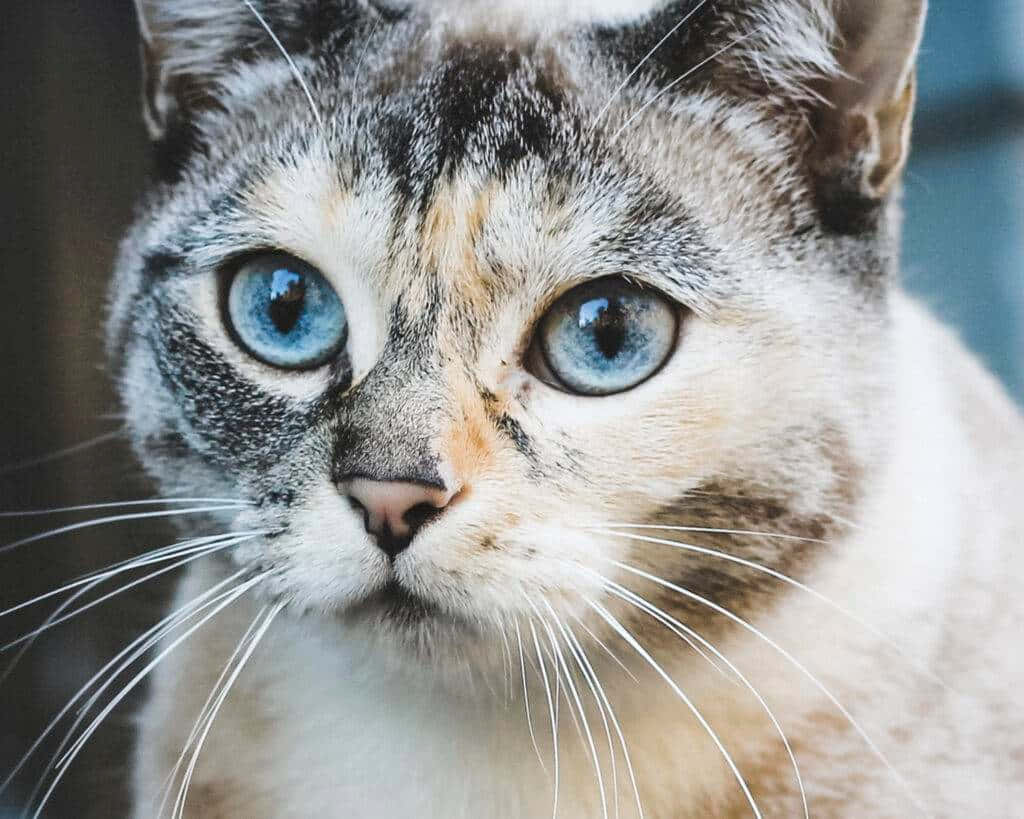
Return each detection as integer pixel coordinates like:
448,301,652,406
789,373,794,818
271,575,493,664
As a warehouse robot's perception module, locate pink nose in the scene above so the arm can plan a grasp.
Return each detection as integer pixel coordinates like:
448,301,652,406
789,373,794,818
341,478,458,559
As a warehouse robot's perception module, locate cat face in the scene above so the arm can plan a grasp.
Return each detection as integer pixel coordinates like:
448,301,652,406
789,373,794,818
112,0,923,663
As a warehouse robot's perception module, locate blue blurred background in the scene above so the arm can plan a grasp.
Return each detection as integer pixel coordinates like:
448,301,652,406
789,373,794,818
903,0,1024,401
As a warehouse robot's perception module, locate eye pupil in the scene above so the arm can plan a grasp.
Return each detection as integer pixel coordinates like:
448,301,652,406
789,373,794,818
581,298,628,360
268,269,306,334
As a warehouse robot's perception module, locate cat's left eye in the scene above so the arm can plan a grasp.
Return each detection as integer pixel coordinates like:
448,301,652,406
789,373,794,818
530,277,679,396
225,253,347,370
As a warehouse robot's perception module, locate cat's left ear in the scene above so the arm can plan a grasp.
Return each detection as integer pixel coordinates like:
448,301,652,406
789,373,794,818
133,0,273,139
812,0,927,223
133,0,371,140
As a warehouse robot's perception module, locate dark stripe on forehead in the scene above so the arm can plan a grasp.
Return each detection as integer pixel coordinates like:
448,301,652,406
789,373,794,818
429,45,564,171
374,43,569,209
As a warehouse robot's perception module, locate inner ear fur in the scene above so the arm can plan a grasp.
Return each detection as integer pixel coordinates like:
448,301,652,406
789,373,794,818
811,0,926,228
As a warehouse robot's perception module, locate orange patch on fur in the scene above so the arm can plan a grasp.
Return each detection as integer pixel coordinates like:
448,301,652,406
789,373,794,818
441,374,498,483
420,177,498,314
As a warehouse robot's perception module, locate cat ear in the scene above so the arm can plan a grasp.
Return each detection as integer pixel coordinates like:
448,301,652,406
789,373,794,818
812,0,927,225
133,0,370,140
134,0,263,138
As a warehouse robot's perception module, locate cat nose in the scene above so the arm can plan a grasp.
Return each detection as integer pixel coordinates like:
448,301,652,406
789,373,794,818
341,478,458,559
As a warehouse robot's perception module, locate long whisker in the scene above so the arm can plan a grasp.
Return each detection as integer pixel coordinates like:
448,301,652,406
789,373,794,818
611,561,932,816
0,532,264,620
590,523,821,543
585,598,762,818
601,578,807,819
514,620,548,776
238,0,324,129
568,613,639,685
590,0,712,129
610,29,759,143
0,505,250,555
0,428,123,477
0,497,255,519
351,8,381,90
1,534,259,651
532,599,609,819
498,623,514,703
543,601,617,819
156,601,269,817
0,578,106,691
595,528,949,689
528,619,560,819
562,621,643,819
31,572,270,818
6,568,251,807
172,602,283,819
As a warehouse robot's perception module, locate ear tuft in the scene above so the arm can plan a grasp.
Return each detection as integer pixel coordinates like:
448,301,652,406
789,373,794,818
811,0,926,224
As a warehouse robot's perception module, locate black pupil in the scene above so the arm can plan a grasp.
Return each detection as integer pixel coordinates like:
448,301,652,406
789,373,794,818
579,296,628,360
268,270,306,334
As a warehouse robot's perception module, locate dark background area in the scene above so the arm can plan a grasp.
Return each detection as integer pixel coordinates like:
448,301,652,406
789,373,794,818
1,2,1021,816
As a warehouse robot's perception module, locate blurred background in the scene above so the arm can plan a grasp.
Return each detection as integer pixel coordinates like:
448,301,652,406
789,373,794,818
0,1,1021,816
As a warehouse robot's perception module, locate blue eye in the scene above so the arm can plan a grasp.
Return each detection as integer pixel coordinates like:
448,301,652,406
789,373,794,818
536,279,678,395
226,254,347,370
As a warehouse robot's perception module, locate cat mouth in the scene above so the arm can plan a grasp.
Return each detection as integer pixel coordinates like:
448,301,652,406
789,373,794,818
350,580,442,626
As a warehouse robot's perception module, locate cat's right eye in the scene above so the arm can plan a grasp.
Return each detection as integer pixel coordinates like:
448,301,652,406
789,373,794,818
225,253,347,370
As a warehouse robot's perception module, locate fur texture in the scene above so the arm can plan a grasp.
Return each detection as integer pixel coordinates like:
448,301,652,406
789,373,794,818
107,1,1023,816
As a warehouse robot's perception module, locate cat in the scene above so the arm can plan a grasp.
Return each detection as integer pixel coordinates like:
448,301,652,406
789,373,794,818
91,0,1024,816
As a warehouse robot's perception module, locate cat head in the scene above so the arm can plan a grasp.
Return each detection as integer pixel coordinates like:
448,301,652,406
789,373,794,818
110,0,925,667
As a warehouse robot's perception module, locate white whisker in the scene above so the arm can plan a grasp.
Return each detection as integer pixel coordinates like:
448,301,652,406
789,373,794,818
531,598,608,819
238,0,324,129
9,569,251,809
31,572,270,818
0,429,123,477
157,600,269,817
0,579,104,691
569,613,639,685
586,598,762,818
0,532,264,620
529,619,560,819
612,561,932,816
590,523,821,543
1,535,258,652
172,601,282,819
611,29,759,143
351,10,381,90
0,505,251,555
590,0,712,129
595,528,949,689
498,623,515,703
0,497,255,519
543,601,617,819
562,621,643,819
514,620,548,776
602,579,807,819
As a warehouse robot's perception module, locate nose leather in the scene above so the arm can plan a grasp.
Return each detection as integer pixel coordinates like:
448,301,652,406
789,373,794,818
345,479,455,538
341,478,458,558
